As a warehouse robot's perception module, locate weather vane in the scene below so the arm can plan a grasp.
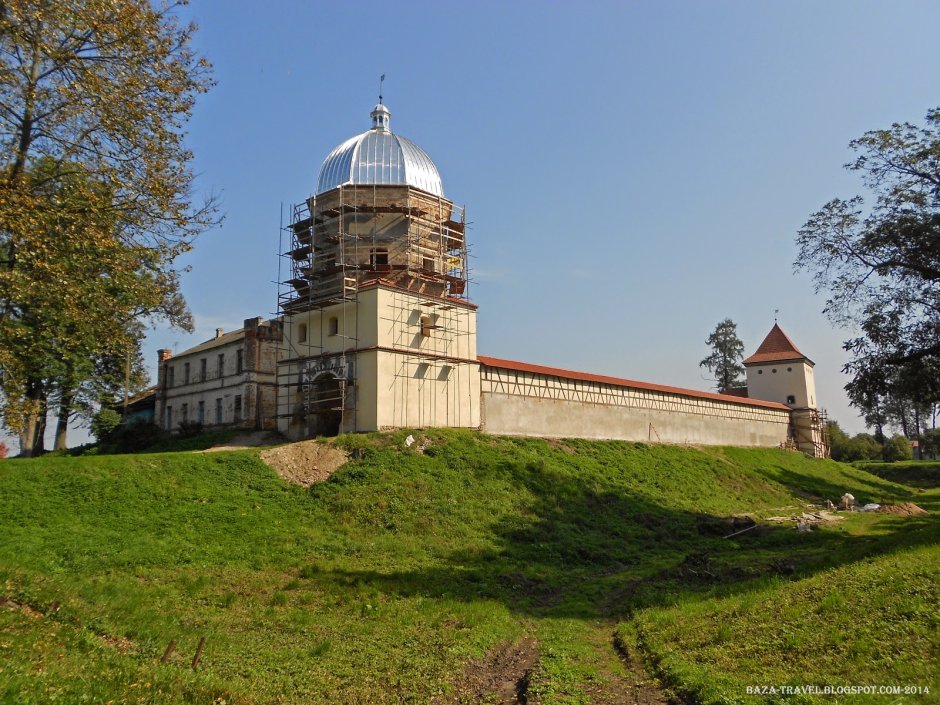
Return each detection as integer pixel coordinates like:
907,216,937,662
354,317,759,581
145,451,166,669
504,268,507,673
379,73,385,103
774,309,779,323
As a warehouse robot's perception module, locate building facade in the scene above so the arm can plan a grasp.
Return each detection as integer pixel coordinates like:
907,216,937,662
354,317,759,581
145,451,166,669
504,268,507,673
156,317,282,432
275,101,828,456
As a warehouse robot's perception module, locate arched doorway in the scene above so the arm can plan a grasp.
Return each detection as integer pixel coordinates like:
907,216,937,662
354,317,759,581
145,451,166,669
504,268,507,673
304,373,344,437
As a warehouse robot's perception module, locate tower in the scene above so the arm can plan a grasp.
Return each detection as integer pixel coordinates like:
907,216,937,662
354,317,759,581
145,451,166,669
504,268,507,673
276,102,480,439
743,323,828,456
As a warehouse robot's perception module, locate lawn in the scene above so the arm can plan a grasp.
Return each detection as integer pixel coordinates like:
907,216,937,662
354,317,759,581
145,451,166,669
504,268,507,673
0,430,936,703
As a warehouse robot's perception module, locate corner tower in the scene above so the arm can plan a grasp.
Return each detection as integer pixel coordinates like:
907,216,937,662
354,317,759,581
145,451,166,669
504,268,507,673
743,323,828,456
743,323,816,408
276,102,480,438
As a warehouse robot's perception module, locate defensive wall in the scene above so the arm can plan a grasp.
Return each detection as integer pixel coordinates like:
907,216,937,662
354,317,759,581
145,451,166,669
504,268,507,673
479,356,794,447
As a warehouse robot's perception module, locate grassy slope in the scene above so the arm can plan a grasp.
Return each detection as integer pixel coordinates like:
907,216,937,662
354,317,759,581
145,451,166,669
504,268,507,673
0,430,936,704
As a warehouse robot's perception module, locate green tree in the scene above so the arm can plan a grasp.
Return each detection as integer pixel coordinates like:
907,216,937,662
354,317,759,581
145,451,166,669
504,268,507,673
0,1,217,454
882,435,913,463
795,107,940,428
827,420,851,461
700,319,746,392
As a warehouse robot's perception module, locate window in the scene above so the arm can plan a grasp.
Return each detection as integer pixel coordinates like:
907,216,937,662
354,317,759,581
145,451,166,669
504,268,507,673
218,353,225,377
420,314,433,337
370,248,388,267
786,395,796,405
422,256,436,272
772,368,777,374
183,362,190,384
787,367,793,372
758,370,763,375
166,406,173,430
234,395,242,420
197,400,205,423
167,366,175,387
215,398,223,424
200,358,207,381
181,403,189,423
236,349,244,374
298,323,308,343
328,317,338,336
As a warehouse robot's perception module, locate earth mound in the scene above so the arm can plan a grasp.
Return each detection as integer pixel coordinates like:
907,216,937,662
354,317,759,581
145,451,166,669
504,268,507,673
877,502,928,516
260,440,348,487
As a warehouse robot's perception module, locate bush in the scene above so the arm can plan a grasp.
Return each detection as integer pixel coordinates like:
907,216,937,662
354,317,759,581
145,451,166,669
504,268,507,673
91,408,123,443
176,420,204,438
844,433,882,462
882,435,913,462
920,428,940,460
0,441,8,459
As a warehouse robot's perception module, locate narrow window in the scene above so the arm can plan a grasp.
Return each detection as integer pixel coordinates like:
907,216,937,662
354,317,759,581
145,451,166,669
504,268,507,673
328,317,338,336
181,403,188,422
422,256,436,272
197,400,205,423
420,315,433,338
166,406,173,430
786,395,796,405
236,349,244,374
234,395,242,420
215,397,222,424
167,366,175,388
200,358,207,381
298,322,308,343
183,362,190,384
217,353,225,377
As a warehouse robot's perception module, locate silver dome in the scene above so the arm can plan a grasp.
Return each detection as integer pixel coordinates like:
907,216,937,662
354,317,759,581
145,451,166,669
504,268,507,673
316,103,444,197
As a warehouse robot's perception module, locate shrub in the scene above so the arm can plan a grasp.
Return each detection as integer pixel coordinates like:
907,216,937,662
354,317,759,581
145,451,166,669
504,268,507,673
91,408,123,443
844,433,882,461
115,420,166,452
882,435,913,462
0,441,8,459
176,420,204,438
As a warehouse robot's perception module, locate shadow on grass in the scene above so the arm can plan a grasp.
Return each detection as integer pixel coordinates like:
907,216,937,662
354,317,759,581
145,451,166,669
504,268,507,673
306,459,940,621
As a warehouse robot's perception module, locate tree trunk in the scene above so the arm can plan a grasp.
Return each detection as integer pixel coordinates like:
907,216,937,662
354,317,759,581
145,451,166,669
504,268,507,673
54,392,73,450
33,400,47,455
17,379,45,457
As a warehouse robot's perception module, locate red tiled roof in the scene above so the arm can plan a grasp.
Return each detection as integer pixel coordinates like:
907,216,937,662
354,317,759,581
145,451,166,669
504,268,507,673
743,324,813,366
477,355,791,411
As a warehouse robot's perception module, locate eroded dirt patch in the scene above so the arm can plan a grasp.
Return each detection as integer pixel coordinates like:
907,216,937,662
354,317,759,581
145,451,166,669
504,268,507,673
259,440,349,487
437,636,539,704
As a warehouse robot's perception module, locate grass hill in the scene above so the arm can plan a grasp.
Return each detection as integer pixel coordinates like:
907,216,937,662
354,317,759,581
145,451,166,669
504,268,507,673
0,431,936,704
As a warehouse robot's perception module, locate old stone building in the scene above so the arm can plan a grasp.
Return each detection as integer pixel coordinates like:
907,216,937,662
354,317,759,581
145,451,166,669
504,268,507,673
155,317,282,431
274,101,828,456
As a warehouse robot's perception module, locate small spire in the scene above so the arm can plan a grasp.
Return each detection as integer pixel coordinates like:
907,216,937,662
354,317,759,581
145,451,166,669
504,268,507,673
379,73,385,103
774,308,779,323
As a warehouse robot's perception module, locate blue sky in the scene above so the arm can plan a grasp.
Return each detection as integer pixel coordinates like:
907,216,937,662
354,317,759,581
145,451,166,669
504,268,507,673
45,0,940,446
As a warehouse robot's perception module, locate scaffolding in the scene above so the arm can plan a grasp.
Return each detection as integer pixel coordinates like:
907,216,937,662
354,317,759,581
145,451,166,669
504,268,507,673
276,183,471,436
790,407,830,458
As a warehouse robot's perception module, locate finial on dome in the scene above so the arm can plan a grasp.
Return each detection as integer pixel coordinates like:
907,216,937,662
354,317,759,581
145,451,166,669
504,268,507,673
371,102,390,132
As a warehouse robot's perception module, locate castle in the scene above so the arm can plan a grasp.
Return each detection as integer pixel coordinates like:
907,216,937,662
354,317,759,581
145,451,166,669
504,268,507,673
156,101,828,456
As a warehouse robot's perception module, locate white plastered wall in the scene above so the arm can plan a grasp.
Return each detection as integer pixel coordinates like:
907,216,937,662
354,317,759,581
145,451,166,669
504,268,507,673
745,360,817,408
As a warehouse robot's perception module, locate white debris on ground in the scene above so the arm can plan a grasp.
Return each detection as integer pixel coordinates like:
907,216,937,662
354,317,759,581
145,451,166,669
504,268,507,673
766,510,844,525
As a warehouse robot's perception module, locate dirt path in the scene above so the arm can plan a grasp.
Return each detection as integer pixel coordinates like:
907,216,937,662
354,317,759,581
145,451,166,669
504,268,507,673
435,636,539,704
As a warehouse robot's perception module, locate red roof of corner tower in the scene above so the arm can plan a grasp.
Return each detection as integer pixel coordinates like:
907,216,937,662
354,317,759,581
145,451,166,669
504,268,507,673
743,323,813,366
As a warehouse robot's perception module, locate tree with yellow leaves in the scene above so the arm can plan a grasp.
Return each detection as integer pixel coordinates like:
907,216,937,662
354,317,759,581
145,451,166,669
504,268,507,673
0,1,218,454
